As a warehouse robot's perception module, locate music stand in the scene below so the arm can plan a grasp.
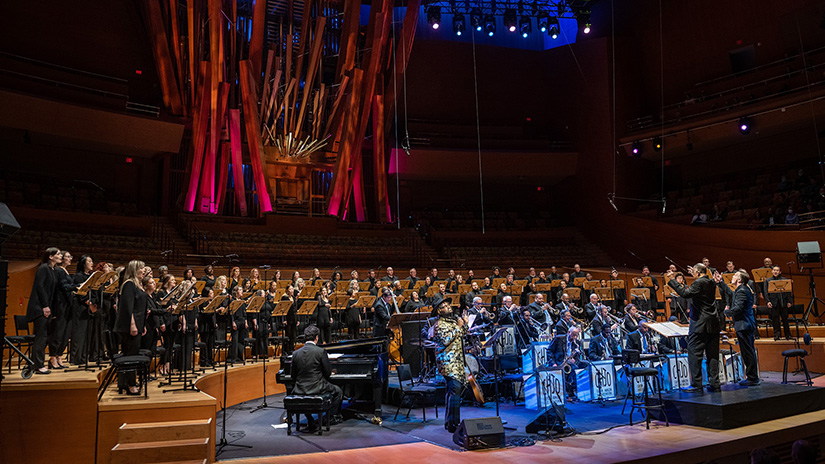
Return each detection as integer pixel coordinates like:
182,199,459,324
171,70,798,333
565,287,582,305
66,271,112,372
573,277,587,287
480,326,509,417
647,321,689,390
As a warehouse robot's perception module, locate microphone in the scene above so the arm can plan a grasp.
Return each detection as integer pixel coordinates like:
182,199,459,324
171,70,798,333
259,265,271,269
160,250,172,255
225,254,239,258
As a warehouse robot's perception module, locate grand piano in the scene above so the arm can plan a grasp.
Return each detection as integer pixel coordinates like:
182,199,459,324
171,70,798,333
276,337,389,419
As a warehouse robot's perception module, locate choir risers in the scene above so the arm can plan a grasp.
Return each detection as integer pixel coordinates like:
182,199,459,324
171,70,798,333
118,418,213,444
110,438,210,464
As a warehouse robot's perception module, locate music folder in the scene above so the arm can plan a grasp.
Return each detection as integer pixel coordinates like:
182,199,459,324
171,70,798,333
647,321,689,338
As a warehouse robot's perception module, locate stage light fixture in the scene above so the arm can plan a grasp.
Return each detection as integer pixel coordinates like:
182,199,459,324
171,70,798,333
653,136,662,152
427,6,442,30
453,14,466,36
519,15,531,37
738,117,752,135
504,9,518,32
631,141,642,157
537,12,548,32
548,17,559,39
484,15,496,36
576,11,591,34
470,7,483,31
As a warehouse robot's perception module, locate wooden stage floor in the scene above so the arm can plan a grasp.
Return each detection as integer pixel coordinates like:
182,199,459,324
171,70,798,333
2,359,824,464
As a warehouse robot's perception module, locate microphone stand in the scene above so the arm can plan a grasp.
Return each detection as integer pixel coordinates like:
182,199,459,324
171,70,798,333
216,312,251,456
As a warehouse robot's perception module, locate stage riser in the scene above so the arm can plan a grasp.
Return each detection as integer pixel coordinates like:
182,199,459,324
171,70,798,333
193,360,285,409
118,418,213,444
757,325,825,338
110,438,210,464
653,383,825,429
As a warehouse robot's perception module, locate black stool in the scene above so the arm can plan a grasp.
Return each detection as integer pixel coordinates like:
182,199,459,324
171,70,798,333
782,349,813,386
98,355,151,400
621,349,668,429
284,393,333,435
243,337,257,363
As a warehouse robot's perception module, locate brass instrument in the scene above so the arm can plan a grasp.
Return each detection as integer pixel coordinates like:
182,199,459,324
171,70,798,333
561,348,580,375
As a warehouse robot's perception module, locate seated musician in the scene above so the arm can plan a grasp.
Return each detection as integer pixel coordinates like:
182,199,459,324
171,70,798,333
554,310,575,338
657,316,687,354
555,292,575,315
516,309,540,349
290,325,344,428
496,295,518,325
548,327,586,402
588,322,621,361
623,304,641,334
590,304,618,337
625,320,656,355
467,296,494,327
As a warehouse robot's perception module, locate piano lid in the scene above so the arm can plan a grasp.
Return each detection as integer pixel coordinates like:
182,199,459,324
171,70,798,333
319,337,388,353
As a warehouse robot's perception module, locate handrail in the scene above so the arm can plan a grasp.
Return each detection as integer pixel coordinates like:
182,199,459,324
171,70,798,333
0,51,128,83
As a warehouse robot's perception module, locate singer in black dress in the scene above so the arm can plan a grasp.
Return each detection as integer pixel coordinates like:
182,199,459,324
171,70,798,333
28,247,60,374
113,260,147,394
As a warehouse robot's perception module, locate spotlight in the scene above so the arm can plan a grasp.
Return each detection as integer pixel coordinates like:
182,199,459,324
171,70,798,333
470,7,483,31
427,6,441,30
537,12,548,32
653,136,662,152
548,17,559,39
576,11,591,34
631,141,642,157
738,117,752,135
484,14,496,36
453,13,465,36
504,9,518,32
519,15,531,38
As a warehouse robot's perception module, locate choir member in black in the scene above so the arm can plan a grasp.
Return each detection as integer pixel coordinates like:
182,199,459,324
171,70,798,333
431,283,447,309
430,267,439,281
330,270,343,291
242,278,253,295
141,276,161,351
588,323,621,361
555,280,569,305
765,265,793,340
537,271,548,284
547,266,562,282
402,291,424,313
150,281,169,372
182,267,195,282
28,247,60,374
489,266,502,282
282,284,298,354
345,289,362,339
548,326,586,401
666,272,690,323
256,289,272,357
316,286,333,344
294,278,306,298
406,268,419,289
641,266,660,312
229,266,242,291
418,276,432,299
273,269,282,285
495,282,511,309
114,260,147,394
249,268,261,288
609,269,627,314
522,281,538,306
571,264,586,281
382,267,399,284
464,281,482,308
464,270,475,285
157,265,169,281
291,270,301,285
311,268,323,285
69,254,94,364
49,251,74,369
229,285,247,363
666,263,721,393
756,257,773,303
373,287,393,337
623,304,641,333
392,280,405,297
631,277,652,317
198,287,217,367
625,320,656,354
156,274,177,376
201,264,216,288
481,277,493,290
526,267,538,283
180,288,199,370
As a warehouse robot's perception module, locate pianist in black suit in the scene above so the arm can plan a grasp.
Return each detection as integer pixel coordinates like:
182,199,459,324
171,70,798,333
290,325,343,426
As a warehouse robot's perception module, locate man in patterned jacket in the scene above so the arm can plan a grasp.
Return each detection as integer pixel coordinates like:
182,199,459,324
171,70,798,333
432,295,467,433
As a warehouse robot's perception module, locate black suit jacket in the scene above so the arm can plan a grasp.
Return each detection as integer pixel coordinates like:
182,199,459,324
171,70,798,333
373,298,391,329
718,282,756,332
625,330,653,354
290,342,334,395
548,335,581,365
588,334,620,360
669,276,719,334
27,264,56,322
584,303,599,321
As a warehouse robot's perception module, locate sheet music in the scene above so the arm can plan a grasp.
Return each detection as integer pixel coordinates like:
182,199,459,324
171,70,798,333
328,353,344,359
467,314,477,329
647,321,689,337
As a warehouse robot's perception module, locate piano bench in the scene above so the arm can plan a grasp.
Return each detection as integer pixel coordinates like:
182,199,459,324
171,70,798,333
284,394,333,436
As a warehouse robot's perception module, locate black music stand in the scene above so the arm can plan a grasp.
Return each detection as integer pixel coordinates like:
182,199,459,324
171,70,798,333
482,326,508,417
66,273,111,373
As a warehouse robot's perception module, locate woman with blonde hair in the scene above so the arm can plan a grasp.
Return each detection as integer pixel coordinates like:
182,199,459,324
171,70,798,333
114,260,147,395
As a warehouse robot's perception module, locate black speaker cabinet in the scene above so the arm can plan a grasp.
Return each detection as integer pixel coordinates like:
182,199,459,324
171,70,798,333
452,416,505,449
525,405,566,433
797,241,822,264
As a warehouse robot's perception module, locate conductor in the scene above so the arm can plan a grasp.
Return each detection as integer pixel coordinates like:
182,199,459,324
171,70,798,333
667,263,720,393
290,325,344,427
